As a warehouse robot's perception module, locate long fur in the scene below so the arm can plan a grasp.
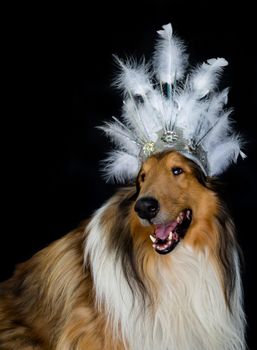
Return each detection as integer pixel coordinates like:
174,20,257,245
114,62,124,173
0,152,246,349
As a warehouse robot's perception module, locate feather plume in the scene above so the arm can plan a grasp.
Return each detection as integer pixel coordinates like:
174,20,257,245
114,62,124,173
208,136,242,175
153,23,188,84
113,56,153,98
179,88,230,145
175,91,206,139
101,151,139,183
190,58,228,98
121,99,152,142
98,121,140,155
99,23,245,182
204,88,229,125
201,111,232,150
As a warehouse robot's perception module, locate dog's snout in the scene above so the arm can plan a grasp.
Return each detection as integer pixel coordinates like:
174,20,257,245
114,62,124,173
134,197,159,220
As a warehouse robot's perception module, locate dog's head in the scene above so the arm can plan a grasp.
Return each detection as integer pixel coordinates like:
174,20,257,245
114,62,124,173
133,151,218,254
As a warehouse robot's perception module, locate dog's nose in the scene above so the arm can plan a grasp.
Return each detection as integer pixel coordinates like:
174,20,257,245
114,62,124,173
134,197,159,220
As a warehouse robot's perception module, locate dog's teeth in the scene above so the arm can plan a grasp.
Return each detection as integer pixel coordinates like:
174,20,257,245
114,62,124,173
149,234,156,243
173,232,178,241
168,232,173,240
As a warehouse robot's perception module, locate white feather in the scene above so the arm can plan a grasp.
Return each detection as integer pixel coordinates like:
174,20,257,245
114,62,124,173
208,136,242,175
101,151,139,183
202,111,232,150
121,99,152,142
176,88,230,145
175,91,207,139
98,121,140,155
208,88,229,111
190,58,228,98
204,88,229,124
113,56,153,97
99,24,245,182
153,23,188,84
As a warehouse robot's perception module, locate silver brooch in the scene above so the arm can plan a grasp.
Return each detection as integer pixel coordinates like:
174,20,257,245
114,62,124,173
161,130,178,144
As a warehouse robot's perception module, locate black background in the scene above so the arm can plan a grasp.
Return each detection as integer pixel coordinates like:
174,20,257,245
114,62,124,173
1,2,257,349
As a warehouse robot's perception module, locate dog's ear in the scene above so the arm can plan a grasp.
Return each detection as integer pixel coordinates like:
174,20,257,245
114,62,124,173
187,159,207,186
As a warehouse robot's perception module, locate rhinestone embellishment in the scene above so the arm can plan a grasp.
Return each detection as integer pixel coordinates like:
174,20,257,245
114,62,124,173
161,130,178,143
142,142,155,157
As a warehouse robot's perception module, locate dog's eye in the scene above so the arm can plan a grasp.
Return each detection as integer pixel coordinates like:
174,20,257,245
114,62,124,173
172,167,183,176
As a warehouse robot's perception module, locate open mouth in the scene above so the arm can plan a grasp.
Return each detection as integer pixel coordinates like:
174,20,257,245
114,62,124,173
150,209,192,255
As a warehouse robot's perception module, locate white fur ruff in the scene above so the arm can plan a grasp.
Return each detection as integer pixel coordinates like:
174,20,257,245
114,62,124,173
84,202,246,350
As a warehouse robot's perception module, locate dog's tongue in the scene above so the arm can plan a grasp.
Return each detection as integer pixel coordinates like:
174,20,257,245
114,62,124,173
155,221,178,240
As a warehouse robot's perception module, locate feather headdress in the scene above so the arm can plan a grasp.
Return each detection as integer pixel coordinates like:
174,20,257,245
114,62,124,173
99,23,245,183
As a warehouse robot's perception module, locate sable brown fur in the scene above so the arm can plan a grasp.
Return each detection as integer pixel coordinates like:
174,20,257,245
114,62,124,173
0,151,242,349
0,227,125,349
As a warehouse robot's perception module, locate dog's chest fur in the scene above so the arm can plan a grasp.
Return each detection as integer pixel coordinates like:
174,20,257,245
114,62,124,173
85,204,245,350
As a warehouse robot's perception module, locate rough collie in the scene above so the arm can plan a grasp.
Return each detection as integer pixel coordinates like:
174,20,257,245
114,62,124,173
0,151,246,349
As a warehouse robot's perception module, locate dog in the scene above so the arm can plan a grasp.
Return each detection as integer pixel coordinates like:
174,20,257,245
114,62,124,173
0,150,246,349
